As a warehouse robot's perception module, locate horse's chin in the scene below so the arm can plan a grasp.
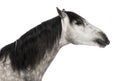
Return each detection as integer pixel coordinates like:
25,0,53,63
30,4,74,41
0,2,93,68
98,45,107,48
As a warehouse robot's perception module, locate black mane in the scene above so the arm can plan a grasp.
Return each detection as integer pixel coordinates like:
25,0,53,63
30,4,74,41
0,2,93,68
0,16,62,71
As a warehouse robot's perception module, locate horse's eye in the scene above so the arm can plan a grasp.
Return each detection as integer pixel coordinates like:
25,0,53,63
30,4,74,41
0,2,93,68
75,21,81,25
75,20,83,25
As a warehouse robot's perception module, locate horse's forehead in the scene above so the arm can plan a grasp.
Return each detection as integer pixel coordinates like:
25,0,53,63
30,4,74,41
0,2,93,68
66,11,84,25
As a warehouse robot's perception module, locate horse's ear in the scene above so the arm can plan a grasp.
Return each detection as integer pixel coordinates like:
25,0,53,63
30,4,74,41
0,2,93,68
56,7,67,18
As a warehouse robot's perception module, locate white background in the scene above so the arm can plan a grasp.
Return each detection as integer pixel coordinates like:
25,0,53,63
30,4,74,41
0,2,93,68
0,0,120,81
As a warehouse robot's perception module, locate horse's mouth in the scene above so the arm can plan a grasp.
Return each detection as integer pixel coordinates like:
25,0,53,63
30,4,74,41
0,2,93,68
94,38,110,47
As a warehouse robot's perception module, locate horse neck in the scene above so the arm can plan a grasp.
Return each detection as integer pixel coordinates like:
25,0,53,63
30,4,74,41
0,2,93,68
34,36,68,78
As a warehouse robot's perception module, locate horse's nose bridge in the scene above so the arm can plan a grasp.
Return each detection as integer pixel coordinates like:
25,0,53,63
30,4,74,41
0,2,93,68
87,23,101,34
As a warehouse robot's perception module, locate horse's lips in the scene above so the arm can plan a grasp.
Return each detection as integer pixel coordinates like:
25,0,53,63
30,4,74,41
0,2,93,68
94,39,110,47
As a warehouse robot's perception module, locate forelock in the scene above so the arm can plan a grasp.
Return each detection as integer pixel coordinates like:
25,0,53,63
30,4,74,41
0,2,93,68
65,11,84,25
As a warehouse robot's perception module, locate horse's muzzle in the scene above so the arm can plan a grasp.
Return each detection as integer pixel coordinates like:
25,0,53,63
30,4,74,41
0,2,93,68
94,32,110,47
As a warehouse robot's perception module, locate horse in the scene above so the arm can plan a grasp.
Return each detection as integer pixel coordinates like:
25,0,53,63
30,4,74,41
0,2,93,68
0,7,110,81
